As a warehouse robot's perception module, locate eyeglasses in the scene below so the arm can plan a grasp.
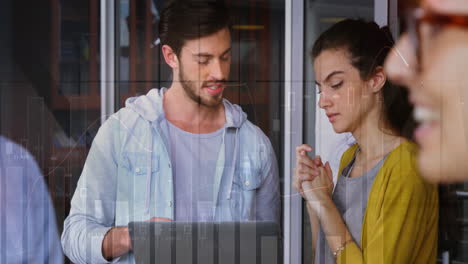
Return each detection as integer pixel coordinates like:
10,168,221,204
405,7,468,72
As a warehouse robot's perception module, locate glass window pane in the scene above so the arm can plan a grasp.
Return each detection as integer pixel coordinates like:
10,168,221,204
1,0,100,262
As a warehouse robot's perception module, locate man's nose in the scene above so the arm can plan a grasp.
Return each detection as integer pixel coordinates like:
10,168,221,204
209,59,225,80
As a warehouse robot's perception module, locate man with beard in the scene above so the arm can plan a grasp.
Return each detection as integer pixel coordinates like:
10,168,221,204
61,1,280,263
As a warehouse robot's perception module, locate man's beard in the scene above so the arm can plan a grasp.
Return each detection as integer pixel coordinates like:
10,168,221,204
178,65,223,108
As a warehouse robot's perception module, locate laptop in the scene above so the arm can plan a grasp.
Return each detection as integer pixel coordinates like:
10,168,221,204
128,221,282,264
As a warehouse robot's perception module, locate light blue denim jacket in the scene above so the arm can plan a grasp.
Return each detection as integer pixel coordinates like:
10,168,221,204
61,88,280,264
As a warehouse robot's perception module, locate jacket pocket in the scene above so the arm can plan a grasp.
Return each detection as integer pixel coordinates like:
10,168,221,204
230,166,261,220
119,152,160,219
121,151,160,175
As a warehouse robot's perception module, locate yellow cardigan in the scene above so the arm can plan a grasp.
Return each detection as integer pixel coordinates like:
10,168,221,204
336,141,438,264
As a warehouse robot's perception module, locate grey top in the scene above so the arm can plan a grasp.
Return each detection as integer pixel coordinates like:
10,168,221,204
314,150,387,264
164,120,225,222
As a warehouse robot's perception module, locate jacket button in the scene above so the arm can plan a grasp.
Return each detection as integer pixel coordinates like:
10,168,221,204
167,201,173,207
168,163,171,168
245,180,250,187
135,168,141,173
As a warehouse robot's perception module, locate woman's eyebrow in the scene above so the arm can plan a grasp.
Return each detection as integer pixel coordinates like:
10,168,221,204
323,71,344,83
315,70,344,86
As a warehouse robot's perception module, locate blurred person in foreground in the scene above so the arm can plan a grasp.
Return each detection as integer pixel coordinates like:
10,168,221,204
385,0,468,183
0,136,63,263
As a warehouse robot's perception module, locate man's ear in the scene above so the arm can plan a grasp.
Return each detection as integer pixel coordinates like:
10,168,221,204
162,44,179,69
368,66,387,93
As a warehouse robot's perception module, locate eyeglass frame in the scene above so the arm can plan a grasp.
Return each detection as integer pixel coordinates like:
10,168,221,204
405,7,468,72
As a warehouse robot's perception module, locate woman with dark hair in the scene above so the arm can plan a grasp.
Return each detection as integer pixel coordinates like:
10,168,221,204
293,19,438,263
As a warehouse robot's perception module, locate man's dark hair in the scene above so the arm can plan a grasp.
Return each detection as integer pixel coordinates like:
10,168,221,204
159,0,231,56
312,19,416,140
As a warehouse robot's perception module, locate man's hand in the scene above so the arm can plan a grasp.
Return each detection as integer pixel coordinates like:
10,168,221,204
102,226,132,261
149,217,173,222
102,217,172,261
